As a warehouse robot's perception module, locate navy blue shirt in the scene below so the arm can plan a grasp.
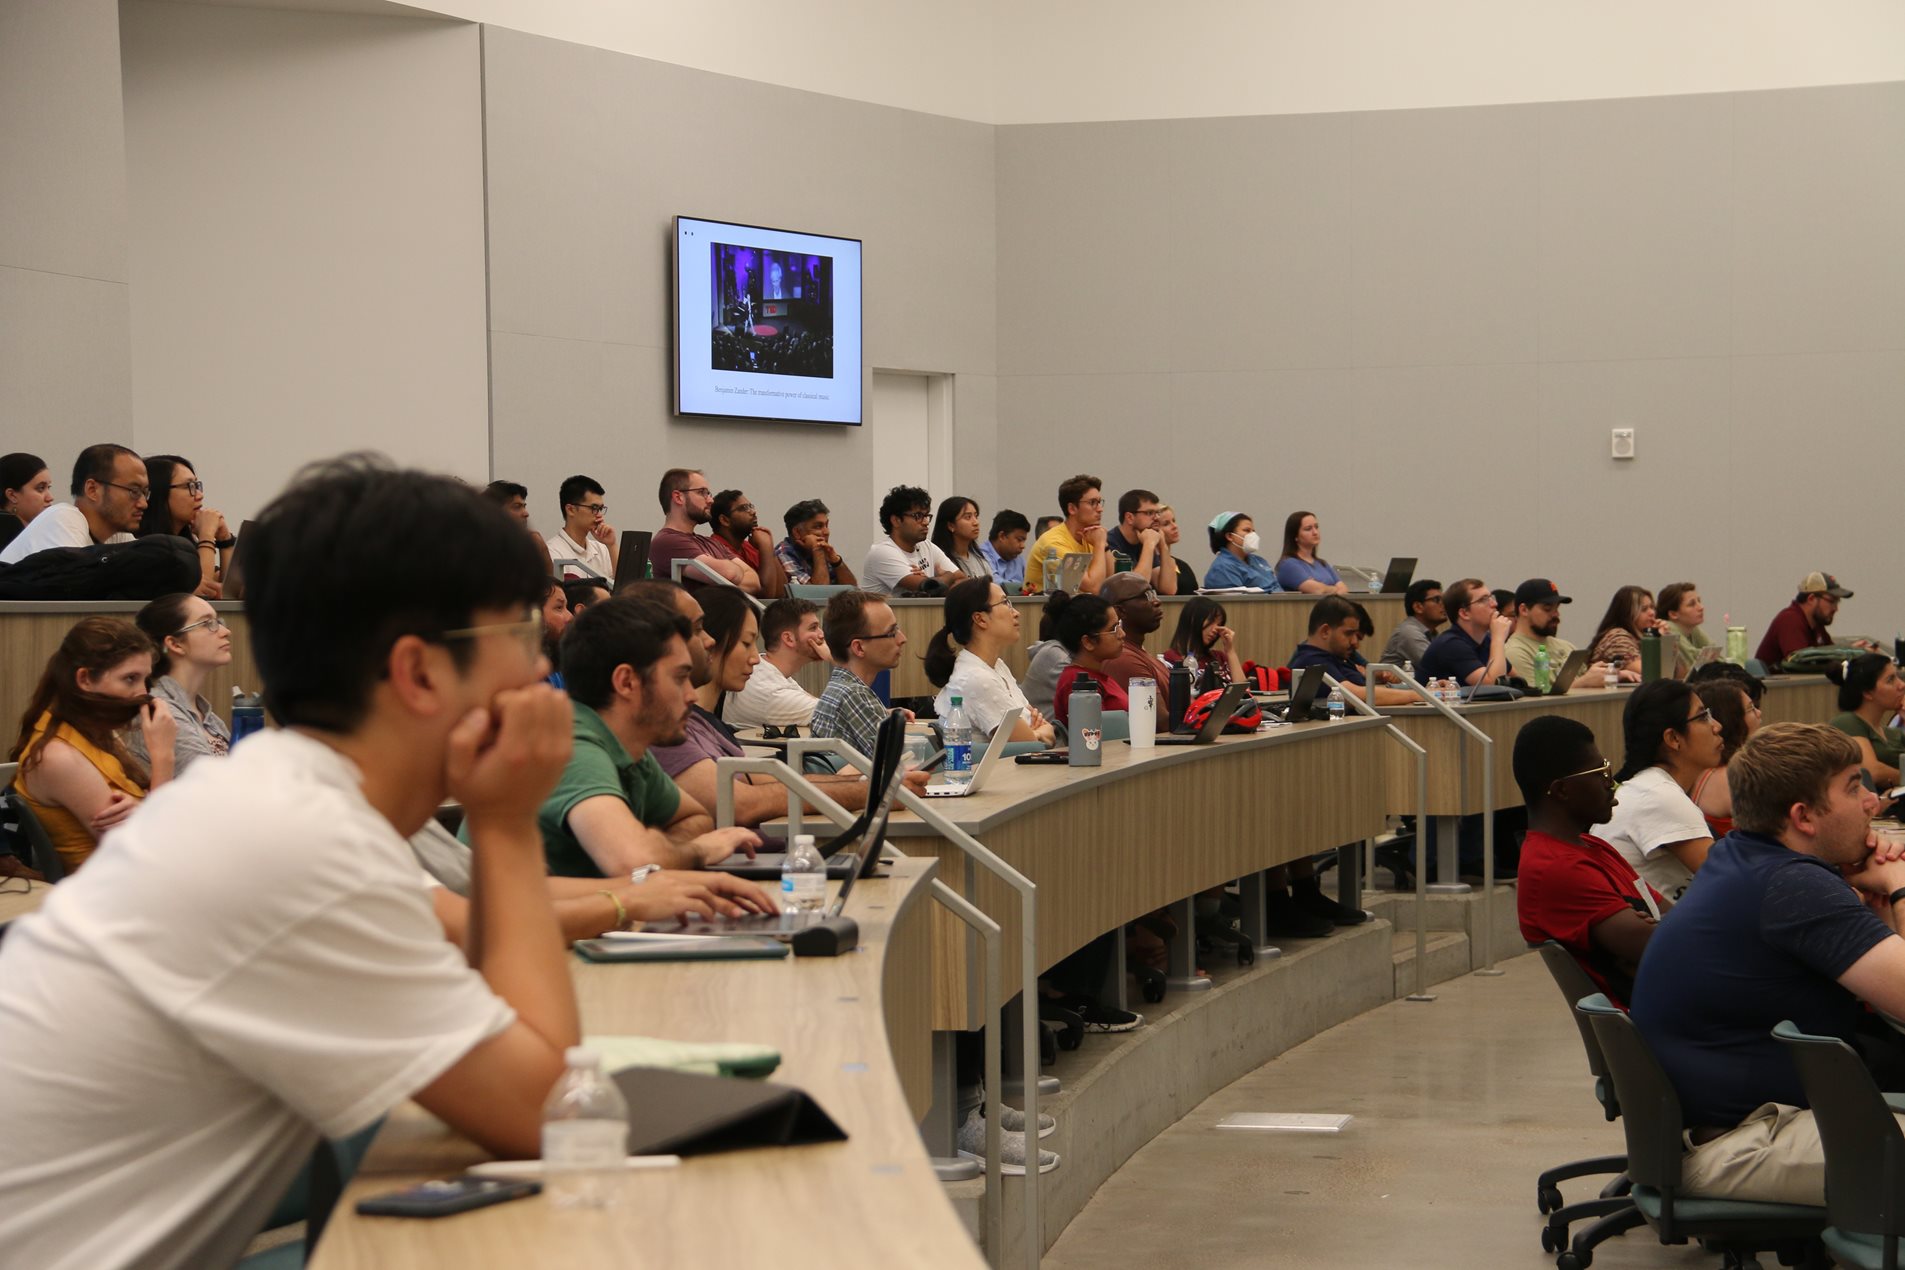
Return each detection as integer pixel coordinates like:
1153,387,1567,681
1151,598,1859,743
1418,626,1504,684
1289,641,1364,686
1630,830,1892,1127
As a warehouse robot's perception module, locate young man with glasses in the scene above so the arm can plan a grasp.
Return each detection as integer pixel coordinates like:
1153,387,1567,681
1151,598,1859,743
1416,577,1513,688
648,467,760,593
810,589,908,762
861,485,962,595
1103,488,1178,595
1513,714,1665,1009
548,473,619,582
1022,474,1111,595
0,443,148,566
1600,679,1725,902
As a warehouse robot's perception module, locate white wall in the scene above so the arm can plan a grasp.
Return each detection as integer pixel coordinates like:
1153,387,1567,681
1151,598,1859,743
119,1,490,521
0,0,133,470
398,0,1905,123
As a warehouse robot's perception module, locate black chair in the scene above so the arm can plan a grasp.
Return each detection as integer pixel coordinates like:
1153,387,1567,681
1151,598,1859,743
1579,993,1828,1270
1774,1020,1905,1269
1531,943,1637,1260
1,784,65,883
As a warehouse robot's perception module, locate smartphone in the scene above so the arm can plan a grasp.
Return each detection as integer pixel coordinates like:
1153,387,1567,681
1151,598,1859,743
914,748,948,773
1014,751,1070,765
355,1176,541,1218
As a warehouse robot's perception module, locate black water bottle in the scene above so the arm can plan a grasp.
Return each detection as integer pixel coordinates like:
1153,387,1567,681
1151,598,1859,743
1168,662,1194,734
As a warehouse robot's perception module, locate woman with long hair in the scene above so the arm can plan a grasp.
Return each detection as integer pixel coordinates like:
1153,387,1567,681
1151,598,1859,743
136,454,233,599
0,452,55,553
1587,585,1671,681
1827,653,1905,789
930,496,992,582
1164,596,1244,687
1688,676,1764,836
126,593,234,775
924,577,1054,745
10,616,175,873
1274,510,1347,595
1599,679,1724,902
1047,592,1129,726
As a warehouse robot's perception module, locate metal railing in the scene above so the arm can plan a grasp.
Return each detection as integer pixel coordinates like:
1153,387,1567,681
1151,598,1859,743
670,557,768,613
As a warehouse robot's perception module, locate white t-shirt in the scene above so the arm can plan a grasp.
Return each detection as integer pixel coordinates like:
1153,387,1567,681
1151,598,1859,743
861,537,956,595
0,501,132,566
1600,765,1713,901
722,658,819,729
935,648,1031,739
548,527,612,581
0,730,515,1270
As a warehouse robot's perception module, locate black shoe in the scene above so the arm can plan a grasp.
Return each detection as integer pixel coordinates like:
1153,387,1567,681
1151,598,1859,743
1292,882,1370,926
1058,994,1144,1032
1265,890,1335,939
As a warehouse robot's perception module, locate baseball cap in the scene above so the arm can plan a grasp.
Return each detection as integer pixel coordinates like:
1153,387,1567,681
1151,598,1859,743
1798,571,1854,599
1514,579,1572,607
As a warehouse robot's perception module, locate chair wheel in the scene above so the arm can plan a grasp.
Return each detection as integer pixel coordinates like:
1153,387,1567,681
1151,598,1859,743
1537,1184,1564,1214
1540,1224,1564,1252
1555,1251,1587,1270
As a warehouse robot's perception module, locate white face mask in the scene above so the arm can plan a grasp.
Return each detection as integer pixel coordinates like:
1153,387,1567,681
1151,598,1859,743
1234,530,1261,554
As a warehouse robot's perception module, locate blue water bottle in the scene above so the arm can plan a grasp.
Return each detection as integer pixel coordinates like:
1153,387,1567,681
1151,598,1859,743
230,688,266,747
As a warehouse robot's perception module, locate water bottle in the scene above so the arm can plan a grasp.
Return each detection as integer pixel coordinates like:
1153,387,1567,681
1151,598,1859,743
780,833,827,913
1043,546,1062,594
944,695,973,784
1603,662,1619,689
1401,659,1414,687
1639,632,1662,682
1067,674,1103,768
230,688,266,746
1127,676,1157,749
1167,662,1194,733
1725,625,1747,666
1326,685,1345,722
541,1047,630,1210
1533,645,1551,694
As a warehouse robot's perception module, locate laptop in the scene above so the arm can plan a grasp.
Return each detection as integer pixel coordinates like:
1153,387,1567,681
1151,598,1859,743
613,530,652,593
707,709,907,881
1057,552,1093,593
1379,557,1417,594
923,708,1020,796
1256,664,1330,723
1542,648,1594,696
1154,684,1252,746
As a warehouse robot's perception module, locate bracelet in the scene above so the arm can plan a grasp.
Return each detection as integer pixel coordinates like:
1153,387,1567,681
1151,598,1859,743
1888,887,1905,907
196,540,217,552
598,888,628,930
213,536,237,549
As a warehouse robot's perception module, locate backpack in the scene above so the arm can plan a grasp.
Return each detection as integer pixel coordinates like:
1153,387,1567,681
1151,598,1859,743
0,536,200,600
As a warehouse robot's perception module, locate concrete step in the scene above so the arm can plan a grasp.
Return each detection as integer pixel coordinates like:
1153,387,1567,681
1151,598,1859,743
1390,928,1470,998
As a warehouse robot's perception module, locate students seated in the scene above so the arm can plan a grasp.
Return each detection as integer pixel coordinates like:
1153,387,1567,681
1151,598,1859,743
1756,570,1876,664
1501,578,1578,680
1379,578,1444,669
931,495,992,582
1586,585,1668,680
0,451,55,552
1600,679,1723,902
1164,596,1244,687
137,454,234,599
1104,488,1178,595
1289,596,1416,704
1022,474,1111,595
923,577,1055,744
126,594,233,775
0,443,146,566
710,489,788,597
862,485,963,595
1201,511,1284,592
1151,504,1201,597
535,594,760,876
546,473,619,581
1513,715,1665,1008
977,508,1030,592
1827,652,1905,790
7,616,171,874
724,597,824,730
1417,578,1511,687
561,577,611,617
1656,580,1713,676
774,497,857,586
1020,594,1072,719
538,578,572,687
1273,510,1347,595
1687,672,1763,837
1045,592,1130,725
0,460,587,1267
811,589,909,761
1631,723,1905,1205
1097,574,1174,730
649,468,760,593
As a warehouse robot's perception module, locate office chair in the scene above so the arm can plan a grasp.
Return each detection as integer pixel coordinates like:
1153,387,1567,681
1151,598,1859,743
1531,943,1635,1260
1775,1020,1905,1270
0,784,65,883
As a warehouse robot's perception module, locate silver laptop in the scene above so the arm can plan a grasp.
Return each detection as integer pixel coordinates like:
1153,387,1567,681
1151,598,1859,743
923,708,1021,797
1057,552,1093,593
1544,649,1594,696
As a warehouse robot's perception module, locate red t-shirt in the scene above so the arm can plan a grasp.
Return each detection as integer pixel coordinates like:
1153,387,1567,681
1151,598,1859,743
1053,665,1130,727
1517,829,1664,1009
1754,601,1827,666
648,527,740,590
1097,642,1172,731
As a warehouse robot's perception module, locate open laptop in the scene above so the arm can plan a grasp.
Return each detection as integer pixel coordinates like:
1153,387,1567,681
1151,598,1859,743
1379,557,1417,594
222,519,256,600
1542,648,1594,696
613,530,652,593
1154,684,1251,746
707,709,907,881
923,708,1020,796
1057,552,1093,593
1258,664,1329,723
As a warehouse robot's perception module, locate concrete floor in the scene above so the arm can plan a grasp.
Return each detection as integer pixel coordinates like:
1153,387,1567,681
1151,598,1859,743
1045,953,1716,1270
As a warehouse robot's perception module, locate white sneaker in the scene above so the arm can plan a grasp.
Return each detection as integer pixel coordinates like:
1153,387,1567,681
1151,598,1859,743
957,1108,1059,1174
1000,1105,1057,1139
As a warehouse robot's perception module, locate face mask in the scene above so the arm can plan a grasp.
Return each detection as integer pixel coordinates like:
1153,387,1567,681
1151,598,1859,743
1235,530,1261,554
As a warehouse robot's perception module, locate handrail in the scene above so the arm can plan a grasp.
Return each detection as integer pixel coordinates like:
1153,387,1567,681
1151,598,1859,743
1321,675,1435,1001
927,879,1006,1266
670,556,768,613
1366,664,1500,975
709,757,856,838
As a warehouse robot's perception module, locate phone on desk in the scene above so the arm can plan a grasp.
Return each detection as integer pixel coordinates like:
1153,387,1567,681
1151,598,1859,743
355,1176,540,1218
1014,750,1070,765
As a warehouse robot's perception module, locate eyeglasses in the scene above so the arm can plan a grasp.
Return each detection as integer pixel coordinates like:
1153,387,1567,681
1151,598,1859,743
859,624,902,643
168,480,205,496
101,481,152,502
1685,706,1715,728
442,610,545,658
684,487,714,499
902,510,932,522
1552,761,1615,789
565,501,608,516
1090,620,1126,638
172,614,229,638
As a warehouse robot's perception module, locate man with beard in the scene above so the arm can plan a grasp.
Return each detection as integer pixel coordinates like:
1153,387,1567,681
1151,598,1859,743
648,467,762,594
1096,572,1172,732
534,595,760,877
709,489,788,598
1503,578,1578,685
1756,571,1877,664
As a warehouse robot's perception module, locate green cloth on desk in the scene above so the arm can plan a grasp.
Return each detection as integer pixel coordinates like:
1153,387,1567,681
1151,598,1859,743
584,1034,781,1079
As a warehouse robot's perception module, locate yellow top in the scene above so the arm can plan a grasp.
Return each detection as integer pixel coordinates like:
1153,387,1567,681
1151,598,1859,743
16,711,145,874
1021,522,1093,594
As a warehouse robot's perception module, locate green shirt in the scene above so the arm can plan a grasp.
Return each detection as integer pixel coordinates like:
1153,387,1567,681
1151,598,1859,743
1503,631,1575,681
538,702,682,877
1672,625,1713,676
1829,711,1905,775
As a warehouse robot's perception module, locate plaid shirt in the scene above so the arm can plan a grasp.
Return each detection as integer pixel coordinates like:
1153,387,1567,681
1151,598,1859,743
809,664,888,765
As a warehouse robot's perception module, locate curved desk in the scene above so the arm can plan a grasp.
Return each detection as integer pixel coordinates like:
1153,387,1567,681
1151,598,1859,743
312,858,981,1270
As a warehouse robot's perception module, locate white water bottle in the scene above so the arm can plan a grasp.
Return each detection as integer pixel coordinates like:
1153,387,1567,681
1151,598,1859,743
1401,659,1414,688
945,695,973,784
542,1048,629,1210
1327,685,1345,722
781,833,827,913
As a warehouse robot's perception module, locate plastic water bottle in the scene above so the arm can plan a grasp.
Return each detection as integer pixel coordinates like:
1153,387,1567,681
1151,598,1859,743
1603,662,1619,690
1043,546,1062,594
1533,645,1552,693
781,834,827,913
1401,659,1414,687
944,695,973,784
230,688,266,746
1327,685,1345,722
542,1047,629,1210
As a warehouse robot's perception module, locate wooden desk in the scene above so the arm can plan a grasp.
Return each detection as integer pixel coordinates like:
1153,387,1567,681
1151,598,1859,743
0,878,50,926
0,601,259,729
314,858,979,1270
875,717,1390,1029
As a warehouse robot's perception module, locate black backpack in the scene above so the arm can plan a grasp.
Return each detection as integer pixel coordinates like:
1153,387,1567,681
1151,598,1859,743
0,536,200,601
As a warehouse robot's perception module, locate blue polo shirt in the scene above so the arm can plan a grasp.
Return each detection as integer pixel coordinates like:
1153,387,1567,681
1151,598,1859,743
1630,830,1892,1127
1275,557,1342,591
1418,626,1504,684
1288,641,1364,686
1203,552,1283,592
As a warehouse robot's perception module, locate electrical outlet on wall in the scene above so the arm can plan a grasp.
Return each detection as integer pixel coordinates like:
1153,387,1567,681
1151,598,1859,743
1611,428,1636,460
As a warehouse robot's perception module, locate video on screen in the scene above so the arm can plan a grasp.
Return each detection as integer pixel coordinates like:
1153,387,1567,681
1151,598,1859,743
709,244,833,379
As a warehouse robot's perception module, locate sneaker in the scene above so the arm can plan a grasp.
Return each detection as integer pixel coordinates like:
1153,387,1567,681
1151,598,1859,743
1001,1105,1057,1139
1062,997,1144,1033
1265,889,1335,939
958,1108,1060,1174
1292,882,1371,926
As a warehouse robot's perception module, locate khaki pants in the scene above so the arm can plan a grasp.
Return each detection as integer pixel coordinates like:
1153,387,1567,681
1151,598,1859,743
1681,1102,1905,1205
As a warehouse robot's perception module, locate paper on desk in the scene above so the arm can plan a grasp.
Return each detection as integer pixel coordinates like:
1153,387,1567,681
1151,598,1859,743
583,1033,782,1079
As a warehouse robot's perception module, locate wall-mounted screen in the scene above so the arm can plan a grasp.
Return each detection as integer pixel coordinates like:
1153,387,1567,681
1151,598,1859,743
674,216,863,426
